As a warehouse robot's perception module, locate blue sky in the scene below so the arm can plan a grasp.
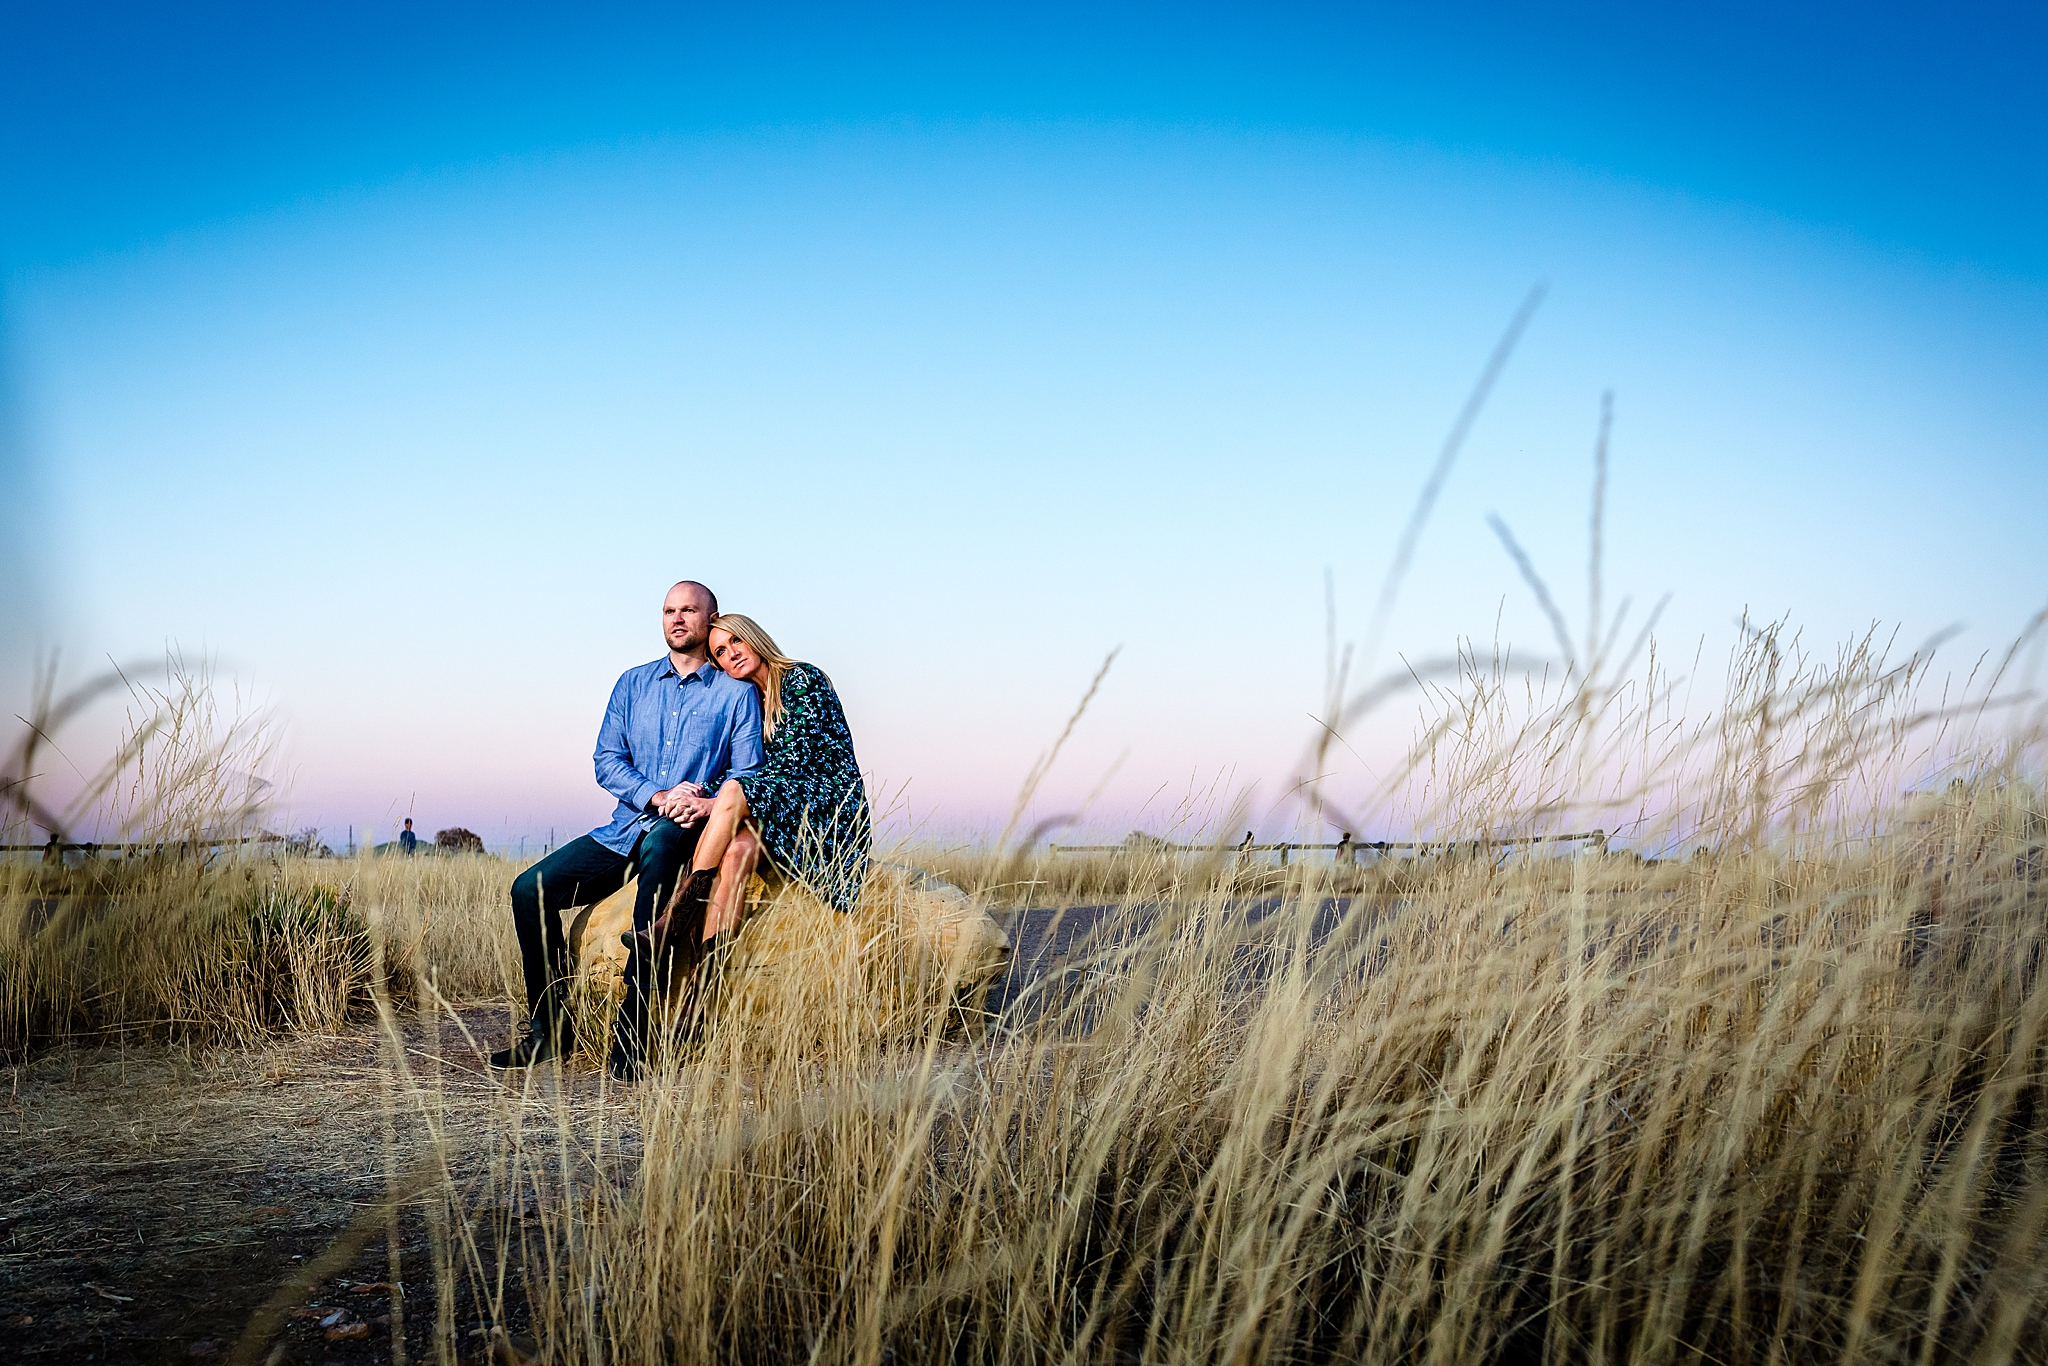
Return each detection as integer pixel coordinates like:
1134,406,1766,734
4,3,2044,847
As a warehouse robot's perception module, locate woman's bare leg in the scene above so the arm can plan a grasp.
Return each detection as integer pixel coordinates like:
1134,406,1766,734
642,781,751,943
664,789,755,1036
690,780,750,873
704,828,761,940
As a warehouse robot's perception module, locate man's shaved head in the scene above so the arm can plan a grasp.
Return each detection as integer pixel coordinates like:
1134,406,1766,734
661,581,719,662
670,580,718,616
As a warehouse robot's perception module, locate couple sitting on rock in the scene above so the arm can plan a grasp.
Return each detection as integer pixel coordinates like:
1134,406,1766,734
489,579,871,1081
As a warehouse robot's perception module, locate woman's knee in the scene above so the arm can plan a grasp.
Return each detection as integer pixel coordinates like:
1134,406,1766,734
721,828,759,871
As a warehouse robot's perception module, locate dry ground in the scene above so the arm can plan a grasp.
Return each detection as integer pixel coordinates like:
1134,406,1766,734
0,1004,561,1364
0,900,1105,1364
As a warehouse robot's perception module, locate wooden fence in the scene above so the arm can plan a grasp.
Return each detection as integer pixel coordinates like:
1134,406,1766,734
1049,830,1608,865
0,835,283,861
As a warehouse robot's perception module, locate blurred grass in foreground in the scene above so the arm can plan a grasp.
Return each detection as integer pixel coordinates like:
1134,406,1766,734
4,619,2047,1365
478,620,2044,1364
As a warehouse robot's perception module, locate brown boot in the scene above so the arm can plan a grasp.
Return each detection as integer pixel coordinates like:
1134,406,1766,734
668,932,725,1043
626,868,717,957
653,868,717,993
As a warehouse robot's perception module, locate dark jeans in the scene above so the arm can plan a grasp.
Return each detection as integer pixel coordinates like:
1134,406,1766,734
509,822,699,1049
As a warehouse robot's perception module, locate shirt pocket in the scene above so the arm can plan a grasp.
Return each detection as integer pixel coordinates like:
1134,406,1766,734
674,692,720,769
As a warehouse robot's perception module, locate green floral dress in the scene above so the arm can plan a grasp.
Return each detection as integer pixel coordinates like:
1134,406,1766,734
737,662,872,913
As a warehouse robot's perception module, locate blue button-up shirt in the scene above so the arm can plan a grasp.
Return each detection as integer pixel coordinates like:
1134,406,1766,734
589,656,764,856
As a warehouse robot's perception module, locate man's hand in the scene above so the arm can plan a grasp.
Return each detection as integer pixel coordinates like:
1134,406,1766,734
667,791,715,827
649,783,706,823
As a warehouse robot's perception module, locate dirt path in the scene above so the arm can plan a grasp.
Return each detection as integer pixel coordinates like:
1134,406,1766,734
0,1005,582,1365
0,899,1277,1362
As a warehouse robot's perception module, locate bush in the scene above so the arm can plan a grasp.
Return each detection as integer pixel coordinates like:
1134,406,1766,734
0,861,377,1055
435,826,485,854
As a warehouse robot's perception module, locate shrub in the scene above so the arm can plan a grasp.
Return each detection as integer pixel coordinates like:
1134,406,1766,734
0,862,377,1054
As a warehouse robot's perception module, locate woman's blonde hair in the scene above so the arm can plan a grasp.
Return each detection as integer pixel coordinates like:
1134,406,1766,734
710,613,797,738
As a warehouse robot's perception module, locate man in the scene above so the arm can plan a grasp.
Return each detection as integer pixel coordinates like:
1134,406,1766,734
489,580,763,1078
399,818,417,855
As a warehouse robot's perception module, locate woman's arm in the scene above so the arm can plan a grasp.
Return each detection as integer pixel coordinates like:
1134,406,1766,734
770,665,834,770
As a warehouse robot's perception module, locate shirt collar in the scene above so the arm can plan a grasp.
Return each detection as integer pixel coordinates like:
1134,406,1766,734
658,656,719,685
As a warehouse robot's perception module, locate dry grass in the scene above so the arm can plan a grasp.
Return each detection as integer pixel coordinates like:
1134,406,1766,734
280,851,525,1007
907,841,1612,906
369,625,2044,1366
0,850,522,1055
448,805,2044,1366
7,620,2048,1364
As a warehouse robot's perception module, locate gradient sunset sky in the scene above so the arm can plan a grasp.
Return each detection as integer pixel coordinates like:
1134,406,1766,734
4,2,2044,849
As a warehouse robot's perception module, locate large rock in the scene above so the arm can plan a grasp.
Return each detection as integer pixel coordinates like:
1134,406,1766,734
564,860,1010,1037
567,885,636,991
721,860,1009,1039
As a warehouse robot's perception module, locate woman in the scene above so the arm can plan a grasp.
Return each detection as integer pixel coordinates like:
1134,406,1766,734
632,613,872,983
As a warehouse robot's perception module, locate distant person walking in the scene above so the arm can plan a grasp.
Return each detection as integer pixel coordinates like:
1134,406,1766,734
399,818,418,855
489,581,763,1079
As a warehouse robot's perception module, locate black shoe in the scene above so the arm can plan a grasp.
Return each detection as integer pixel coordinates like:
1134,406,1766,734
606,1049,645,1084
488,1026,568,1069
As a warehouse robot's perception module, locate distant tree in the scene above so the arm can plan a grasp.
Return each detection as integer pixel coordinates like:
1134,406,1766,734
435,826,485,854
286,827,332,857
